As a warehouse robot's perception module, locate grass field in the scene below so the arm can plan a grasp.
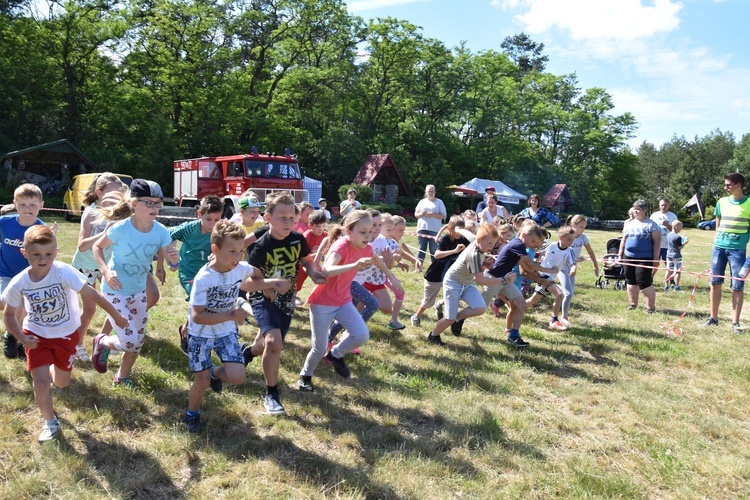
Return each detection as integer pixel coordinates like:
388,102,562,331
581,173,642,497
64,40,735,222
1,218,749,499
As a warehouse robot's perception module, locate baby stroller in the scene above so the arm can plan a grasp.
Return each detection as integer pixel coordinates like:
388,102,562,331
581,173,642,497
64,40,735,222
595,237,626,290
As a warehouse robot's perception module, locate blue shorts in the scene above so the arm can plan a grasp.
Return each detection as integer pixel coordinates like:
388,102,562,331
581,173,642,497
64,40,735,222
710,246,746,291
659,248,668,261
187,333,243,372
251,300,291,340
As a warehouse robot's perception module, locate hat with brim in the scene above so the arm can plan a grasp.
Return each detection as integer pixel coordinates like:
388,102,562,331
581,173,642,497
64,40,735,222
485,186,496,192
239,197,262,209
130,179,163,199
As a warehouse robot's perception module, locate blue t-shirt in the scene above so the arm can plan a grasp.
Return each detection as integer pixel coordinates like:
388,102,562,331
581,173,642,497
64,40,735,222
102,218,171,295
490,238,528,278
666,232,684,260
623,219,659,259
0,215,44,277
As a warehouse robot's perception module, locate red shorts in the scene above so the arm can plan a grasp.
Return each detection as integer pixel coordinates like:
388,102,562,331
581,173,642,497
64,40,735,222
25,329,79,372
363,282,386,292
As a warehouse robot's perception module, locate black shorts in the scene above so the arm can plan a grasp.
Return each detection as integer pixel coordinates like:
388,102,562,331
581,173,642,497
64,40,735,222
624,259,654,289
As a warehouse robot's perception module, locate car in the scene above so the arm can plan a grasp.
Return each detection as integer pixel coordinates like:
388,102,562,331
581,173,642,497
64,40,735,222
697,219,716,230
62,173,133,221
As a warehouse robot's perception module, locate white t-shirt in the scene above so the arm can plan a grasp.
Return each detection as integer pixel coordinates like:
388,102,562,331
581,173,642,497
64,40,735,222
538,242,575,280
415,198,447,233
188,261,257,339
650,211,678,249
1,262,86,338
367,237,400,286
356,235,388,284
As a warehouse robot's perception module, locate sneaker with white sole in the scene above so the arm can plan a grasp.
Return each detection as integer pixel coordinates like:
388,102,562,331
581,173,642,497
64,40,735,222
549,320,567,331
732,323,743,334
38,420,60,442
410,314,421,327
75,344,91,362
297,375,314,392
507,335,530,348
560,318,571,328
702,317,719,327
264,392,286,415
387,320,406,330
435,300,444,321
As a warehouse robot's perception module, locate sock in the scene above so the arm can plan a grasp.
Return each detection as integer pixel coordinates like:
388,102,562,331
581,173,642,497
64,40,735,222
267,385,278,395
429,331,439,338
186,409,200,417
509,329,520,339
551,316,558,323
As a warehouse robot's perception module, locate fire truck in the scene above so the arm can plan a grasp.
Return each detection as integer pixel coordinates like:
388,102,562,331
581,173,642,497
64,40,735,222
169,148,309,220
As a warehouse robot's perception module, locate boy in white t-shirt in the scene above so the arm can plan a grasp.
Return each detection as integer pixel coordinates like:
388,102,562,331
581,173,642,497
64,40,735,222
525,226,576,331
1,226,128,442
184,220,290,432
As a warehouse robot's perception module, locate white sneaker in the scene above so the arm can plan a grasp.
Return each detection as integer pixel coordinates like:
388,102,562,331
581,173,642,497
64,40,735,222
75,344,91,362
560,318,571,328
549,320,567,331
38,420,60,442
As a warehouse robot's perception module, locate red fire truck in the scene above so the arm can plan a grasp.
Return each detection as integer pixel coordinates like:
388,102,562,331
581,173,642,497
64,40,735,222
171,148,308,219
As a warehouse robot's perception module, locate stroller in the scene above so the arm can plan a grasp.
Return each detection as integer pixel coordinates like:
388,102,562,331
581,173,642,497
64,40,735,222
595,237,626,290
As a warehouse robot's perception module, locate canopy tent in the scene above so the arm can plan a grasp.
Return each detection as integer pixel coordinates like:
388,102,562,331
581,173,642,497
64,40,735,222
304,176,322,207
450,178,527,205
543,184,572,211
682,193,704,219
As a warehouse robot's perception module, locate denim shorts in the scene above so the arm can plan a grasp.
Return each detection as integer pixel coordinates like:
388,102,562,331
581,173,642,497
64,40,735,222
710,246,746,290
188,333,243,372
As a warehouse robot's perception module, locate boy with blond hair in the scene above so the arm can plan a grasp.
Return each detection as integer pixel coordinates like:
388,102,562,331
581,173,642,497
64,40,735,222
1,183,47,360
2,226,128,441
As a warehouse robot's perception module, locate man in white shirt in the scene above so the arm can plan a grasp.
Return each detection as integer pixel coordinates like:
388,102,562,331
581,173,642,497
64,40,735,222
650,198,678,277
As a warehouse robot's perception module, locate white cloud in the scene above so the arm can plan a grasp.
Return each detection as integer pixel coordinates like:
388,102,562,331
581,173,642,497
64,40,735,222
501,0,683,41
347,0,430,13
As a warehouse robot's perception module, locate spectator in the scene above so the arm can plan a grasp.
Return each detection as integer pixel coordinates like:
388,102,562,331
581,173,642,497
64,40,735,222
520,194,558,229
414,185,447,271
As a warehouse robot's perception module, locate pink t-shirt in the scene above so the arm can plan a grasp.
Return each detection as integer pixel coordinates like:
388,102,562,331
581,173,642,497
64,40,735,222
307,236,373,306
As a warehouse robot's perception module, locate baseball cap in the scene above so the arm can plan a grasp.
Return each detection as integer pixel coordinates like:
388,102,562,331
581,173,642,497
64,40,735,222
130,179,164,199
238,196,262,209
318,198,327,204
484,186,496,192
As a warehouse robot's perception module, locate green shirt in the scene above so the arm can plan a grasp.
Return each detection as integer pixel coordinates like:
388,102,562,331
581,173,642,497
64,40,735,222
169,220,212,289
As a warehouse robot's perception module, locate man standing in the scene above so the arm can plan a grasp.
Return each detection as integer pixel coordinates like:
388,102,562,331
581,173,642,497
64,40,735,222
476,186,496,213
650,198,678,289
704,173,750,333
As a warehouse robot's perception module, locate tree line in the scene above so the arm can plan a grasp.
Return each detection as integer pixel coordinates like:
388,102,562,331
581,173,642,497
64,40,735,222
1,0,747,218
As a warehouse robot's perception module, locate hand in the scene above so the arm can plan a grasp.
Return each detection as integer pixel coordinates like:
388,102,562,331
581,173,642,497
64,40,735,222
548,265,559,274
155,267,166,285
113,313,129,329
103,270,122,291
232,307,251,325
19,334,38,350
357,257,372,269
397,262,410,271
164,246,180,267
455,244,466,253
310,270,327,285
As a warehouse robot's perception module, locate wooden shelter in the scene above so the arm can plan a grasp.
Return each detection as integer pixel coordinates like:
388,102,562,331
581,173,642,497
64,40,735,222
352,154,409,204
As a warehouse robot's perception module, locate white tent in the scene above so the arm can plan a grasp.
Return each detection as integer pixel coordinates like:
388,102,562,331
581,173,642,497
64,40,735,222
304,176,323,207
452,177,528,205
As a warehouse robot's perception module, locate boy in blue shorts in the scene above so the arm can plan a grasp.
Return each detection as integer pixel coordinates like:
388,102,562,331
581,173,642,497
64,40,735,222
157,195,222,355
183,220,290,432
1,183,47,360
243,192,326,415
2,226,127,441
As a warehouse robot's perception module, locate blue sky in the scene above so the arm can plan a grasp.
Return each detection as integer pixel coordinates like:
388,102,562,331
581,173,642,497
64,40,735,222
346,0,750,150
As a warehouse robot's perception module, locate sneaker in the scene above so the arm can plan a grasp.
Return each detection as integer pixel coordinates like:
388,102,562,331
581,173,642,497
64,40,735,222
264,392,286,415
113,375,134,388
183,412,202,433
3,332,18,359
663,285,670,291
38,420,60,442
241,343,255,366
17,344,26,360
209,368,223,393
732,323,743,334
450,319,465,336
324,351,351,378
673,286,682,291
560,318,571,328
435,300,444,321
507,335,530,348
549,320,567,331
626,304,637,310
645,308,656,314
297,375,314,392
410,314,421,327
387,320,406,331
178,324,189,357
426,332,445,346
75,344,91,362
92,333,110,373
702,317,719,327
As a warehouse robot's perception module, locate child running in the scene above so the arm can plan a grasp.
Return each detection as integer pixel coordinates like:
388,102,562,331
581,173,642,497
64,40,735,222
481,221,558,348
183,220,290,432
558,215,600,326
426,223,511,345
525,226,576,331
1,183,48,361
299,210,403,389
242,192,326,415
91,179,179,387
161,195,223,355
1,226,128,441
296,209,329,300
379,214,407,330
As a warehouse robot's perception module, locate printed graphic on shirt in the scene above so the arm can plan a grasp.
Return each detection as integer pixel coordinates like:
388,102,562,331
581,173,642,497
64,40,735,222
206,280,243,313
26,283,70,327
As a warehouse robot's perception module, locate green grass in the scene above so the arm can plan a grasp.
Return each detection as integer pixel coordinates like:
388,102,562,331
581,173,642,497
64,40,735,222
2,219,750,498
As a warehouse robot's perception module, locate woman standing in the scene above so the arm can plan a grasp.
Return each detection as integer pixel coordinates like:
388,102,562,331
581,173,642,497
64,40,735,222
479,192,510,224
618,199,660,313
520,194,558,229
414,185,447,271
340,189,361,218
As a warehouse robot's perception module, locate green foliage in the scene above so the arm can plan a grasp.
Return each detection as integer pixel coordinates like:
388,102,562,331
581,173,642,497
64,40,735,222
338,183,372,203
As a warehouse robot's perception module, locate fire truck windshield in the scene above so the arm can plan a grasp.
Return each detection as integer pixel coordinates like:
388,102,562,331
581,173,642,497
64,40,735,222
244,160,301,180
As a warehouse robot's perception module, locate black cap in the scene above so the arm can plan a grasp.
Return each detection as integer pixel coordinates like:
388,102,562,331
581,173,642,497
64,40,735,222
130,179,164,199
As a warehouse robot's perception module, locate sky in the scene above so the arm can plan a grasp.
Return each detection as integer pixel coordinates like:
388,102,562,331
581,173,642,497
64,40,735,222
345,0,750,150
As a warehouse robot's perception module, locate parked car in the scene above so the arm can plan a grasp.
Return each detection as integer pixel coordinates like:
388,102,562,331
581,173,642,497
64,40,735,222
697,219,716,230
62,173,133,221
